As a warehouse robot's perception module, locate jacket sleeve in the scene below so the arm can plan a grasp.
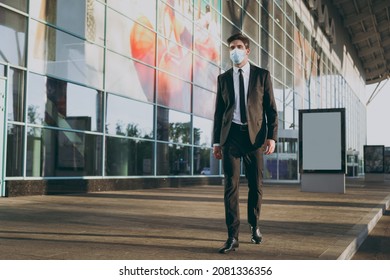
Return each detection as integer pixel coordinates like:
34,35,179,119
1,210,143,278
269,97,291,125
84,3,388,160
263,71,278,141
212,74,225,145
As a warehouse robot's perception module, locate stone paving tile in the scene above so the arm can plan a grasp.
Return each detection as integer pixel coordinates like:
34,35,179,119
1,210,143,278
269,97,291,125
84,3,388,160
0,179,389,260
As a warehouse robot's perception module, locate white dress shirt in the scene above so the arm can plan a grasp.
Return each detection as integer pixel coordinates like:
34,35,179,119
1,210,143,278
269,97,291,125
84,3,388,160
232,62,250,125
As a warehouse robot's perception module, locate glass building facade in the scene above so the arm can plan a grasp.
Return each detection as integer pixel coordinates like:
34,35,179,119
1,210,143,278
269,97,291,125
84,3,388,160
0,0,367,196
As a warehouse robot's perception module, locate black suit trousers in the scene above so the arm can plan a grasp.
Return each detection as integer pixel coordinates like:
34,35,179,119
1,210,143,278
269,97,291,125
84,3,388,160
222,123,264,239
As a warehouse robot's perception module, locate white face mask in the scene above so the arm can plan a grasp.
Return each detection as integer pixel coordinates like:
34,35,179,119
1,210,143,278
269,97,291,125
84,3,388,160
230,48,246,65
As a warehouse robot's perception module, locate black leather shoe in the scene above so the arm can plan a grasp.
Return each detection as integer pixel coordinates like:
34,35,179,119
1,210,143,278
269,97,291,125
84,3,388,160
218,237,239,254
250,226,263,244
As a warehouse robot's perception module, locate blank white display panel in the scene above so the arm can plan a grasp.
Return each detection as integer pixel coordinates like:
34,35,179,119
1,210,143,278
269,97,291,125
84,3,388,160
301,111,343,171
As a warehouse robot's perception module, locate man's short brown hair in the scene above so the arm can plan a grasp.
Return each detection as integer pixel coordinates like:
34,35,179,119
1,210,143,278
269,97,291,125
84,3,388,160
227,33,250,48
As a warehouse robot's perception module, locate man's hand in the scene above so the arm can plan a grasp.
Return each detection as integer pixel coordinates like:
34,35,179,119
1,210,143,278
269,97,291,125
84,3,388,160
213,145,223,160
264,139,276,155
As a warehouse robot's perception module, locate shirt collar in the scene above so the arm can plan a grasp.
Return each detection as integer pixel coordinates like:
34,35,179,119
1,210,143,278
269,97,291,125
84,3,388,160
233,62,250,74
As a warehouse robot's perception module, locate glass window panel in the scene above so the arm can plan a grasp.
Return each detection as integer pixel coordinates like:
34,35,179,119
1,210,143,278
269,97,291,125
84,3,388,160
261,28,271,53
274,3,284,27
193,116,212,147
105,137,154,176
32,128,103,177
221,17,240,46
286,19,293,41
286,53,293,72
157,36,192,82
248,39,259,65
30,0,105,45
286,2,294,22
156,142,191,175
284,87,294,124
106,94,153,139
27,73,103,132
261,6,273,34
221,41,232,71
278,156,298,180
0,64,5,76
107,0,156,27
286,35,293,55
274,41,284,64
157,1,193,52
194,0,221,66
193,86,215,119
6,124,24,176
286,69,293,88
108,8,156,67
29,20,104,89
7,67,25,122
222,0,241,30
157,106,191,144
274,22,284,45
243,0,259,21
264,156,277,180
0,7,27,66
261,49,271,71
193,55,219,92
274,60,284,84
106,51,155,102
193,147,219,175
157,70,191,112
243,13,259,42
0,0,27,12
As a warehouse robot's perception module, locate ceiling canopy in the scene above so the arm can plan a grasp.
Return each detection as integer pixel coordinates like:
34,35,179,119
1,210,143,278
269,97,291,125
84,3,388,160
331,0,390,84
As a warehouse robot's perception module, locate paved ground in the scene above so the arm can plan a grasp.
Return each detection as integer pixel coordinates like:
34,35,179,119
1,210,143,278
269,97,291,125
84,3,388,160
0,178,389,260
352,207,390,259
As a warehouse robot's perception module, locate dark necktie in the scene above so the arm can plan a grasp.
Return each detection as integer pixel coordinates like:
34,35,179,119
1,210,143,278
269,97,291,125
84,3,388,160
239,69,247,124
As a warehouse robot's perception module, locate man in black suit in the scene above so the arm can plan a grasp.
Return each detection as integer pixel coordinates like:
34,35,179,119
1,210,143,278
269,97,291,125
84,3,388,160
212,33,278,254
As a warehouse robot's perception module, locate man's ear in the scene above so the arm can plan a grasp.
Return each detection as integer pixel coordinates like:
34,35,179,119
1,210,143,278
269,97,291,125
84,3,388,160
246,48,251,55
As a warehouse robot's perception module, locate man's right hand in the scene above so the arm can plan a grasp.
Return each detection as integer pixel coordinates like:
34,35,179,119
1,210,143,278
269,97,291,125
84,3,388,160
213,145,222,160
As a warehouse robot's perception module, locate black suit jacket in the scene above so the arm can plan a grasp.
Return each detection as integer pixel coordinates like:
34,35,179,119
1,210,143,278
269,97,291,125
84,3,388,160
213,64,278,148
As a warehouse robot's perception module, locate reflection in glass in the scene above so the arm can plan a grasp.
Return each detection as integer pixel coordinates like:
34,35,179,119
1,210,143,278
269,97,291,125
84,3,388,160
0,7,27,66
193,147,214,175
30,0,105,45
193,55,219,92
106,94,153,138
0,64,5,76
193,86,215,119
0,0,28,12
27,73,103,132
107,0,157,27
7,68,25,122
157,107,191,144
6,124,24,176
106,136,154,176
277,138,298,180
193,116,212,147
157,70,191,112
156,143,191,175
106,51,155,102
29,20,104,89
26,127,103,177
108,8,156,67
193,0,221,65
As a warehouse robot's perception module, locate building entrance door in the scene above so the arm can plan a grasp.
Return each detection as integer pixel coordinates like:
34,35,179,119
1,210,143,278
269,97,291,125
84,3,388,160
0,76,6,196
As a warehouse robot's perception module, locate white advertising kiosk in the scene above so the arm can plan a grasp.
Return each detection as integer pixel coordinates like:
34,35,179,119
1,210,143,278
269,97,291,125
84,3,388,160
299,108,346,193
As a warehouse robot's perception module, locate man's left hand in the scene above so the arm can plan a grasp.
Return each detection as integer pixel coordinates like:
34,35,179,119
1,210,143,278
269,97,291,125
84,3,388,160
264,139,276,155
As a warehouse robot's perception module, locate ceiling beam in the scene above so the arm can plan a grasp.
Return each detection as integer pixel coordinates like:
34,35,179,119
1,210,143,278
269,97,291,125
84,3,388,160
352,31,379,44
344,12,373,26
366,67,387,79
372,1,390,13
364,58,386,68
